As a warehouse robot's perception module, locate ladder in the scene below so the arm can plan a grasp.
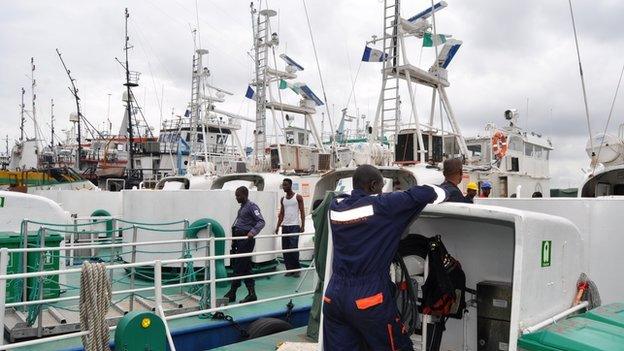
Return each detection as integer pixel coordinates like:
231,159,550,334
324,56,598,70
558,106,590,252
189,52,202,155
378,0,401,142
253,11,269,162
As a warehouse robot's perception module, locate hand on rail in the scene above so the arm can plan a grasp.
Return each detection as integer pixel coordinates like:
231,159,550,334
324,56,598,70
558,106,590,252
246,232,254,239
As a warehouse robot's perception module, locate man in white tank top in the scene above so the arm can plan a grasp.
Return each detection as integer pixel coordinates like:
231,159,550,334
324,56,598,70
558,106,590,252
275,178,305,277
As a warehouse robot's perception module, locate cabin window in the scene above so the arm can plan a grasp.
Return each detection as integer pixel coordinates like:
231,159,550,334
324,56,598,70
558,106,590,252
524,143,534,157
467,144,482,157
508,136,523,152
534,146,543,159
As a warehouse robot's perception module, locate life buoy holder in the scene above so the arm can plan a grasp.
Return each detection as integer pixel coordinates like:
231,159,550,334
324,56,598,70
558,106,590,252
492,131,508,159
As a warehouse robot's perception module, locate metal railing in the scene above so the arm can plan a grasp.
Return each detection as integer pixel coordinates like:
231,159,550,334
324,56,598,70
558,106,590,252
0,218,316,350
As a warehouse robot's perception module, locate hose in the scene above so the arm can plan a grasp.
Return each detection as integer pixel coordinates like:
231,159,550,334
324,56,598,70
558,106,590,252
392,254,419,335
79,261,112,351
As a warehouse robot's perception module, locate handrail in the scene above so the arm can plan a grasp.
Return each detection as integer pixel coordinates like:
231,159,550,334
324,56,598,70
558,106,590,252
0,229,318,350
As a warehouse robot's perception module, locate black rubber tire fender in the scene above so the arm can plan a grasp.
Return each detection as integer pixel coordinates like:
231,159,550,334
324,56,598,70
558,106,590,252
247,317,293,339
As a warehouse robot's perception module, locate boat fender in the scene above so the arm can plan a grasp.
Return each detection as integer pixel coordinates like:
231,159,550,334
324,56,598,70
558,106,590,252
247,317,293,339
186,218,228,285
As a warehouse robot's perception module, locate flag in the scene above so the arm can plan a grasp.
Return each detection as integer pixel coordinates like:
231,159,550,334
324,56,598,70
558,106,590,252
279,79,288,89
361,46,387,62
423,32,447,47
245,86,255,100
184,109,191,117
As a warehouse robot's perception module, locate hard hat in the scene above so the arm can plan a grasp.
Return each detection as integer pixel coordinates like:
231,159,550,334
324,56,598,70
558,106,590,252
481,181,492,189
467,182,478,191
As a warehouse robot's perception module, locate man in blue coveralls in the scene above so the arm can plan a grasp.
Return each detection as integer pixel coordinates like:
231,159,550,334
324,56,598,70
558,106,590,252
323,165,448,350
224,186,265,304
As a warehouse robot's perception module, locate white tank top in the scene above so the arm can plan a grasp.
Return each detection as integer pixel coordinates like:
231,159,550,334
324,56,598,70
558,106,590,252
282,193,300,226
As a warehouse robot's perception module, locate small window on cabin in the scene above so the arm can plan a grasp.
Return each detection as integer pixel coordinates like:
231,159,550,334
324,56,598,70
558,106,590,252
534,146,543,159
524,143,534,157
468,144,482,157
186,133,190,142
508,136,523,152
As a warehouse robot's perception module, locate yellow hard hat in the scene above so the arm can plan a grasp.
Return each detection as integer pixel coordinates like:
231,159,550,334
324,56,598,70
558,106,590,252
467,182,478,191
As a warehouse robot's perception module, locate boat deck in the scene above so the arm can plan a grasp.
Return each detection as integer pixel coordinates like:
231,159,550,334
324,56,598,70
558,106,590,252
210,326,315,351
7,262,315,351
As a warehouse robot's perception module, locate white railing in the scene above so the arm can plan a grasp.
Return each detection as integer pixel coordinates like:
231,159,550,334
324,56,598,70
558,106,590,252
0,220,316,351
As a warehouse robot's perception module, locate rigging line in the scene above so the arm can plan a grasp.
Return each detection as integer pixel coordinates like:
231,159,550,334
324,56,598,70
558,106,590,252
301,0,335,142
128,21,163,130
592,62,624,174
129,89,154,138
344,60,363,113
567,0,594,156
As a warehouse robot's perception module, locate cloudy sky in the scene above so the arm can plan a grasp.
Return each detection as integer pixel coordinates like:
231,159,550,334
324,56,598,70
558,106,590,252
1,0,623,188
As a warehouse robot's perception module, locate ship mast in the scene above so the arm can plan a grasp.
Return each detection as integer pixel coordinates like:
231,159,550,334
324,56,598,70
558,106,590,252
250,2,271,164
30,58,40,148
19,88,25,142
50,98,55,149
123,8,138,171
56,48,83,169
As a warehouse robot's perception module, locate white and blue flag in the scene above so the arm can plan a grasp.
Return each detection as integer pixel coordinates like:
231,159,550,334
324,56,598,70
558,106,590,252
361,46,387,62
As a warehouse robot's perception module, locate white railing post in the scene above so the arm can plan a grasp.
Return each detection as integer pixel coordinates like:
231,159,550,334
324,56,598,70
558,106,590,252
154,260,162,309
21,220,28,305
209,235,216,310
37,228,46,337
129,225,138,311
179,220,189,294
0,248,9,346
154,260,177,351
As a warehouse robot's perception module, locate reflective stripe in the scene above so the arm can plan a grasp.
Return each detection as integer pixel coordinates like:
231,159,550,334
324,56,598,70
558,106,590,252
330,204,374,223
355,292,384,310
424,184,447,205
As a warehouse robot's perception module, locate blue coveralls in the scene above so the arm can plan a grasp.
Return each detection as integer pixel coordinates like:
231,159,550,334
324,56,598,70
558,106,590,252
231,200,265,288
323,186,438,351
440,180,471,203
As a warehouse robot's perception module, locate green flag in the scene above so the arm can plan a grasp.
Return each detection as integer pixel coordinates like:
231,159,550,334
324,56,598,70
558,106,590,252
423,32,446,47
279,79,288,89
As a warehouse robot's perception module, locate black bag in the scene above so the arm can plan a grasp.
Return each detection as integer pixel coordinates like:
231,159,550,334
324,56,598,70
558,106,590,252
421,235,466,319
399,234,466,319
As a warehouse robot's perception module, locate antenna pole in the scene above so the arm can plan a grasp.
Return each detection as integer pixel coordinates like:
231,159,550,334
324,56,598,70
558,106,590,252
56,48,83,169
124,8,136,171
30,58,39,147
19,88,25,141
50,99,55,149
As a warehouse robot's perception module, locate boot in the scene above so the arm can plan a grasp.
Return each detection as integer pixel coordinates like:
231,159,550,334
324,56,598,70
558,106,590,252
224,286,238,303
239,286,257,303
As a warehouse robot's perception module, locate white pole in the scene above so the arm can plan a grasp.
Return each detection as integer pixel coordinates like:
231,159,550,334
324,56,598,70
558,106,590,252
154,260,162,308
522,301,589,334
209,236,216,309
0,248,8,346
317,213,333,351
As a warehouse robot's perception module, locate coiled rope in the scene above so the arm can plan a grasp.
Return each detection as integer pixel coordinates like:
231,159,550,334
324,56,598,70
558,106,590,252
79,261,112,351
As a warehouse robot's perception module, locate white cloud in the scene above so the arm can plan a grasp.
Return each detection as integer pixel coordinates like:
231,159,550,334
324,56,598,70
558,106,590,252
1,0,623,189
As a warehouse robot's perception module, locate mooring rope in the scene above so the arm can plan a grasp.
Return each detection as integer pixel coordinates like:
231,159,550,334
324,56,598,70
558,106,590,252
79,261,112,351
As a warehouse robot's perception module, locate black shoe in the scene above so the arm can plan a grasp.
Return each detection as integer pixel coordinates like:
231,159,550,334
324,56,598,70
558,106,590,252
284,272,293,277
239,287,257,303
290,272,301,278
224,288,237,303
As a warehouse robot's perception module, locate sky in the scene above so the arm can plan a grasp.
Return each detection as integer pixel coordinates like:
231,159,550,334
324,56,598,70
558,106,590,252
1,0,623,188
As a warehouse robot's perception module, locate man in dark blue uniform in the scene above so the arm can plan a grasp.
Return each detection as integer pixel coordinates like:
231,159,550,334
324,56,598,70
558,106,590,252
440,158,471,203
323,165,448,350
224,186,265,304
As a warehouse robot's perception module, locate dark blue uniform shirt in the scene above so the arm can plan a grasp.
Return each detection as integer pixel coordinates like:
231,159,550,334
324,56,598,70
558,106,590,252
233,200,265,236
329,186,437,277
440,180,471,203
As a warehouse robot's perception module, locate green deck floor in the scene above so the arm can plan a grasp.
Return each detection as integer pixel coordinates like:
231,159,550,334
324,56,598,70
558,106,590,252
8,261,315,351
210,326,314,351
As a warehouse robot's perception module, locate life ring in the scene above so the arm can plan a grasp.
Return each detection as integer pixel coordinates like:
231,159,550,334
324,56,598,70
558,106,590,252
492,131,508,159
